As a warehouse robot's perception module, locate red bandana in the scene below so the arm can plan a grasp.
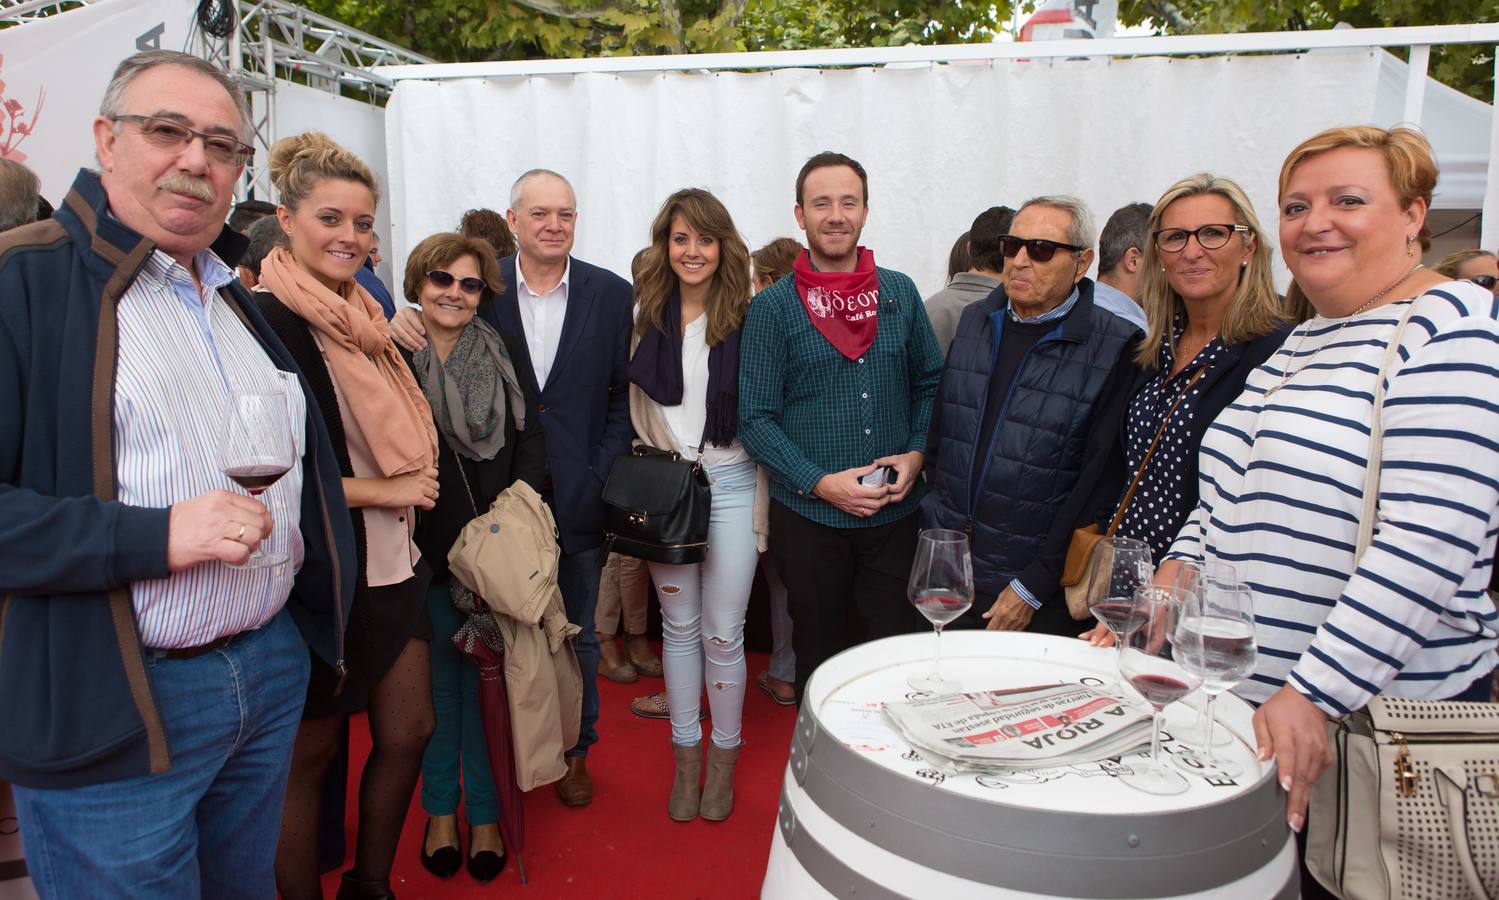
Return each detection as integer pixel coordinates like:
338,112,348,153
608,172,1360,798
792,248,880,360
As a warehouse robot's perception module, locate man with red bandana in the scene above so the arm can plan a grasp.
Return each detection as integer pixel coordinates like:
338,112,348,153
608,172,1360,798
739,151,943,700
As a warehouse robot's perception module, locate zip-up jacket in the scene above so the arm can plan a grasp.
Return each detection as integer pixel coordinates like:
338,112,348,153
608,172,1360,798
921,279,1139,605
0,170,356,789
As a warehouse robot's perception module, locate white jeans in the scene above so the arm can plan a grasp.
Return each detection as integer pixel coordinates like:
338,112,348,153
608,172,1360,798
648,460,759,749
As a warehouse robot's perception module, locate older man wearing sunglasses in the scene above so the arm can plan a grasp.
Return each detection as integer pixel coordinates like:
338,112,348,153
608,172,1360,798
921,195,1142,636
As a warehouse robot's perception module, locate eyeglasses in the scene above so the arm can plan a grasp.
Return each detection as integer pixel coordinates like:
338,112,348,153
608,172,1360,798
111,115,254,167
998,235,1084,263
1472,274,1498,292
1153,224,1249,253
427,269,486,296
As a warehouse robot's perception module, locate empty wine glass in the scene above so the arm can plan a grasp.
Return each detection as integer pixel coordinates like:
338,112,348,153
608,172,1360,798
1174,581,1257,778
906,528,974,693
1117,584,1201,796
218,389,294,568
1171,559,1239,748
1086,536,1153,697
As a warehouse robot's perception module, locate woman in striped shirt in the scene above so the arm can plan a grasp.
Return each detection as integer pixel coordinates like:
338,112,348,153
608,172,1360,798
1166,126,1499,834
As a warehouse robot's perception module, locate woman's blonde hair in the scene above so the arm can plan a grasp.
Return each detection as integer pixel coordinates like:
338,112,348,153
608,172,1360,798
634,188,751,347
268,131,380,211
1277,126,1438,320
1433,249,1496,279
1135,173,1287,368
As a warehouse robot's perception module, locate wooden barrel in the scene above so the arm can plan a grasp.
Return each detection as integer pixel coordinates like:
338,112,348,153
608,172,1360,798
0,782,36,900
762,631,1297,899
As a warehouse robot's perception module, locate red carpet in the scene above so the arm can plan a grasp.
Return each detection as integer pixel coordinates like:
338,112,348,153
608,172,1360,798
320,648,796,899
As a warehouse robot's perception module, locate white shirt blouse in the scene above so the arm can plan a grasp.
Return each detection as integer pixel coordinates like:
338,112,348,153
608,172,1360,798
663,313,750,466
515,258,571,388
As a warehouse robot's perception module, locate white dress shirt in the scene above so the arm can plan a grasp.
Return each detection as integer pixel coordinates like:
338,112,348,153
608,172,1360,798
115,248,308,649
661,313,750,466
515,258,571,388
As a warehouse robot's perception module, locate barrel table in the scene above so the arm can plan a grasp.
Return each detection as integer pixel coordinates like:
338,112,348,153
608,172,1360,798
762,631,1297,899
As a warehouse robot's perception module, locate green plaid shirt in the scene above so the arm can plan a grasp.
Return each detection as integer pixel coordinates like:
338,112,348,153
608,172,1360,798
738,266,943,528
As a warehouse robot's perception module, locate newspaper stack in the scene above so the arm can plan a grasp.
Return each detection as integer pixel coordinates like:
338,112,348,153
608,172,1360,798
883,683,1154,772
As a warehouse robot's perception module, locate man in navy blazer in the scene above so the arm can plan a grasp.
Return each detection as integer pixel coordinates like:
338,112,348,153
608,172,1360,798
391,169,634,805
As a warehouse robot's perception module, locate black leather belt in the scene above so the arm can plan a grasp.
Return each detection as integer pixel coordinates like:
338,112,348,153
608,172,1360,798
152,631,242,660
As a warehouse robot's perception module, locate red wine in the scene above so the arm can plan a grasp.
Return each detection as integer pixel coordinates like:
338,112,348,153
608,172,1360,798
1128,673,1194,708
912,589,971,626
1091,599,1144,635
224,464,290,495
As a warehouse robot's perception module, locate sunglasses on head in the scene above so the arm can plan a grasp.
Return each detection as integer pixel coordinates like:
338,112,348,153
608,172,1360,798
427,269,486,295
999,235,1084,263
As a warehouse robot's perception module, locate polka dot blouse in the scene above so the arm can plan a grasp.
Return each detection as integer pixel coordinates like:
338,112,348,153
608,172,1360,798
1116,317,1225,562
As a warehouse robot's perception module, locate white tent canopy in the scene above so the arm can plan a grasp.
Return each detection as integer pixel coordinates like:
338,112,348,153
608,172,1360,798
381,33,1495,297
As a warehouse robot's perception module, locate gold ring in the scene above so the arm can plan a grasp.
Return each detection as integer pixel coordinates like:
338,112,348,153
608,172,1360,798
235,523,246,541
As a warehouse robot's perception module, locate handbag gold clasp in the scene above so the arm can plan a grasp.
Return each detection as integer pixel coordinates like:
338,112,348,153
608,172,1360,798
1392,732,1418,798
628,512,647,527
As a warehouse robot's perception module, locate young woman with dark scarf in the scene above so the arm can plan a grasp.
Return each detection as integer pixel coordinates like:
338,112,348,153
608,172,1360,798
625,188,767,822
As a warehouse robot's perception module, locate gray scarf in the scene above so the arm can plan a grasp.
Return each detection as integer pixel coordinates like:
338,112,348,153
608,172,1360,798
412,316,527,461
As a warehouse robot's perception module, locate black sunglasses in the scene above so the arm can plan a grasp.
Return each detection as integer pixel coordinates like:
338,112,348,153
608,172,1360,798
427,269,486,296
999,235,1084,263
1471,274,1498,291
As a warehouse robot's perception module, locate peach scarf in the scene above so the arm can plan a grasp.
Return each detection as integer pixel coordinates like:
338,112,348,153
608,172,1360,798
259,246,437,476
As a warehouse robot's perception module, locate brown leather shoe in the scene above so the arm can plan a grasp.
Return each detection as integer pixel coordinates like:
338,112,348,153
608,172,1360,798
555,756,594,807
624,633,663,678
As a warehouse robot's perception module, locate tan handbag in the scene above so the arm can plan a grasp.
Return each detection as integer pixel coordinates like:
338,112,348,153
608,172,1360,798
1060,368,1203,619
1306,296,1499,899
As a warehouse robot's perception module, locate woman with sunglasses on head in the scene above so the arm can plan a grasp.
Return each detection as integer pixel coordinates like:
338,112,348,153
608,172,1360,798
255,131,439,900
1434,248,1498,295
627,188,765,822
1071,174,1293,592
398,234,546,884
1159,129,1498,885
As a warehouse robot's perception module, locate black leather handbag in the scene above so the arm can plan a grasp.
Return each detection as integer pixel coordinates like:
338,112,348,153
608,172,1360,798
602,444,711,564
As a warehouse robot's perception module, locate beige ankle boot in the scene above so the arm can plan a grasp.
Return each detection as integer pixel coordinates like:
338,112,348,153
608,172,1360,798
668,742,702,821
699,743,740,822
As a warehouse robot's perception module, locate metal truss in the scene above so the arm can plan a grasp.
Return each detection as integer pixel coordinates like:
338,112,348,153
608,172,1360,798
0,0,95,23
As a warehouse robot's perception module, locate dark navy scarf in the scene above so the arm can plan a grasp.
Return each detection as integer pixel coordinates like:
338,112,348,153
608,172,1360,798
627,290,741,449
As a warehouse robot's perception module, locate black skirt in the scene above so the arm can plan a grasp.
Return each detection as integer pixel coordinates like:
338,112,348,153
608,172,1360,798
304,558,434,719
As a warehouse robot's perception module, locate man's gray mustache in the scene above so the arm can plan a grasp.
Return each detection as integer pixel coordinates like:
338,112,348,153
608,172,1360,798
157,174,216,203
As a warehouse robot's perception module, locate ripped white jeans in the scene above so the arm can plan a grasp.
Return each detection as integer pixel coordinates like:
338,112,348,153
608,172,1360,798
647,460,759,749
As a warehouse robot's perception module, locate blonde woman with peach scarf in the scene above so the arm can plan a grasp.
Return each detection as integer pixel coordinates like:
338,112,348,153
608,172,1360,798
255,131,438,900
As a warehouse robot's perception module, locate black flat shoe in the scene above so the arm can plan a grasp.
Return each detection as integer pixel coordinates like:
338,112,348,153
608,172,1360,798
467,848,508,883
419,819,462,880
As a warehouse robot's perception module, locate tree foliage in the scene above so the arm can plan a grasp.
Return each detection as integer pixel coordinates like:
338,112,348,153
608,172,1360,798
1120,0,1499,101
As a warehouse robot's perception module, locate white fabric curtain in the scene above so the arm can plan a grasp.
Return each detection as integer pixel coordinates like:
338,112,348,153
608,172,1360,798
385,51,1382,297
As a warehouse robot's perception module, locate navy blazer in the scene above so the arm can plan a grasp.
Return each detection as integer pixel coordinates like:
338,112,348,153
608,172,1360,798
479,254,635,553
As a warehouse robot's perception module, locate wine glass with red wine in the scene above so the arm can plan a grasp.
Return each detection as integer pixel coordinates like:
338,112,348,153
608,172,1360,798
1086,536,1153,696
218,389,294,568
1117,584,1202,796
906,528,974,693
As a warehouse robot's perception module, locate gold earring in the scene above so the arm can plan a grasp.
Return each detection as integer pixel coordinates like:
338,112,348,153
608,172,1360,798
1406,235,1415,257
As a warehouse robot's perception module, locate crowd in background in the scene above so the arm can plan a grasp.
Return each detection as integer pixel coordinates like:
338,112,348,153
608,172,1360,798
1,47,1497,900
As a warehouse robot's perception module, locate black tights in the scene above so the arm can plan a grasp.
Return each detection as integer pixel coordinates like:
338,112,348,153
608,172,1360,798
276,639,434,899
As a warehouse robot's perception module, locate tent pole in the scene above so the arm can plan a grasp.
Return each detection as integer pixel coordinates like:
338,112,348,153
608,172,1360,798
1484,51,1499,252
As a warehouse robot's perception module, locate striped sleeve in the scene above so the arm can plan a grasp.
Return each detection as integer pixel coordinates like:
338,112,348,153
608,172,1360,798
1165,500,1207,563
1289,308,1499,715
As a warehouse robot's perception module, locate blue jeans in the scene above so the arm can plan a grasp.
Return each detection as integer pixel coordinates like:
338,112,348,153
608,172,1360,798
12,609,308,900
648,461,760,748
557,545,603,756
420,581,498,825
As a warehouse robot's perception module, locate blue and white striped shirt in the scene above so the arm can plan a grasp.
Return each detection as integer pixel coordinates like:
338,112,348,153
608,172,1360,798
1168,281,1499,715
115,249,307,649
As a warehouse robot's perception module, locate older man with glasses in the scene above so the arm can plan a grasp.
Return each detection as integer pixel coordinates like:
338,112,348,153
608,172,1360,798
0,50,356,899
921,195,1142,637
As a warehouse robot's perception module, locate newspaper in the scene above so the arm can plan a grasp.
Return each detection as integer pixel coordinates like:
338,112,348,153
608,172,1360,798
883,683,1154,771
